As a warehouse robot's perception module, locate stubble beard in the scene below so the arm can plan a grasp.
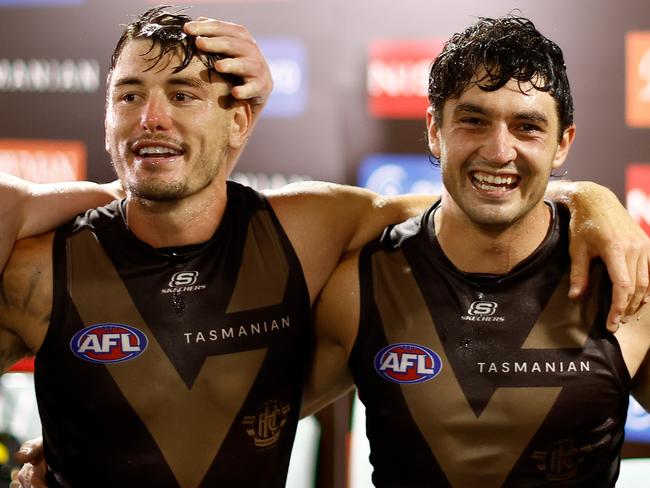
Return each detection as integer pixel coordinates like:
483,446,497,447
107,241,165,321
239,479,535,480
127,179,190,202
125,158,223,203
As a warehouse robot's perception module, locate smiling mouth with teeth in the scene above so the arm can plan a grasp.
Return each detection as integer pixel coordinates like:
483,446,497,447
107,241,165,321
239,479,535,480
471,171,518,192
137,146,183,157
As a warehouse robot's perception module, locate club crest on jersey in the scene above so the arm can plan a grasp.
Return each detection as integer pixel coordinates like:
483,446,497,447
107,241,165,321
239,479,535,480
70,323,148,364
242,399,291,448
374,343,442,384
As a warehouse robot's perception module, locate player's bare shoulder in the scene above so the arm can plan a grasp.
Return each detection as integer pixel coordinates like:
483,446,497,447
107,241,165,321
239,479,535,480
264,182,375,301
265,181,435,249
0,232,54,359
264,180,358,219
263,181,436,303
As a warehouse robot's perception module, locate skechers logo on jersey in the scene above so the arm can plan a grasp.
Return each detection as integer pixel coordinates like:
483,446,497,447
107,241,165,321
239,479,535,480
374,343,442,384
461,300,505,322
161,271,207,294
70,324,148,364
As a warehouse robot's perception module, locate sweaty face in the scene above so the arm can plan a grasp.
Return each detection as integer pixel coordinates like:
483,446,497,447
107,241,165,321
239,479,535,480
105,39,234,202
428,78,574,229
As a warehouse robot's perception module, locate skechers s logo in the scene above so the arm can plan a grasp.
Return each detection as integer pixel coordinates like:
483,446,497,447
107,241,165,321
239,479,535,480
462,301,505,322
374,343,442,384
70,323,148,364
169,271,198,287
468,301,497,316
161,271,207,294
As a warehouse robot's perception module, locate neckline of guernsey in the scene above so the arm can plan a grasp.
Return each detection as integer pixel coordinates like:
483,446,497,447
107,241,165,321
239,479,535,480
117,198,213,259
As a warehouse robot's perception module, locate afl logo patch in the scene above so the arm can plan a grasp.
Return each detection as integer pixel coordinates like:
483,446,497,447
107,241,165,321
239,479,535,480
374,343,442,384
70,324,148,364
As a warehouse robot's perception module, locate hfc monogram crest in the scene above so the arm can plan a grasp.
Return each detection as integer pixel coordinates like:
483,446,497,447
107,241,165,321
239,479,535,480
242,400,291,448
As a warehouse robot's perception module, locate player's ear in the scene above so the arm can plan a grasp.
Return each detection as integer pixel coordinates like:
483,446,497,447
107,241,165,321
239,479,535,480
552,124,576,170
228,100,252,150
426,107,441,159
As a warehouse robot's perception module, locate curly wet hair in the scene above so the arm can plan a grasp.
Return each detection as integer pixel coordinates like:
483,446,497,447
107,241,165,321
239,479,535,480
109,5,240,86
428,15,573,141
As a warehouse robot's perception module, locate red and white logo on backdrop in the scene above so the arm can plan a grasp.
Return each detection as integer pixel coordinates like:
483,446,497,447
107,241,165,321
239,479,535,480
367,39,445,119
626,164,650,235
626,32,650,128
0,139,86,183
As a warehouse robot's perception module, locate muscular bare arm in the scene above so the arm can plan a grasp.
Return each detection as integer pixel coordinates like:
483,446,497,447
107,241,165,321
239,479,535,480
18,180,121,239
267,182,432,303
548,180,650,327
301,251,360,417
0,174,119,276
0,233,53,372
615,298,650,411
0,238,51,487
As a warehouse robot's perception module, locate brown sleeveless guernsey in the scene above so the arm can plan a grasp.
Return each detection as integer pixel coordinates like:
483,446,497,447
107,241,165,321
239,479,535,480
350,202,630,487
36,182,310,488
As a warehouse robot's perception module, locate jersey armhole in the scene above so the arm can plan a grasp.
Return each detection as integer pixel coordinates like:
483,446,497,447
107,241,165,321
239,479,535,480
36,230,67,362
349,242,379,368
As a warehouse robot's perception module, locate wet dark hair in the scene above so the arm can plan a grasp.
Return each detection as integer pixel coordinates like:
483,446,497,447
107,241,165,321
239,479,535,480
428,15,573,141
109,5,241,87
